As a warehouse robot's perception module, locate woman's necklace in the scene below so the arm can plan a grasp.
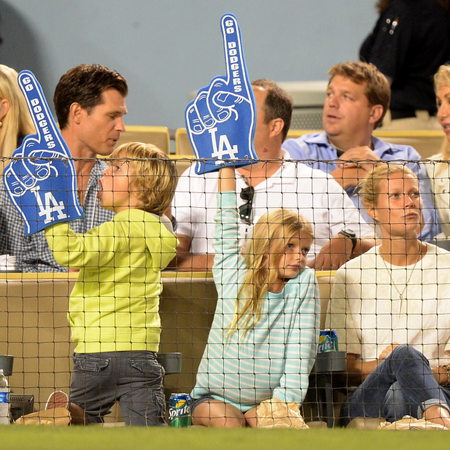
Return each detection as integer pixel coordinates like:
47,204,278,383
380,245,422,301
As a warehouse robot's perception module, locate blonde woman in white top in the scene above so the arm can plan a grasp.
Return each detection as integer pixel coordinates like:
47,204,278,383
426,63,450,236
330,164,450,428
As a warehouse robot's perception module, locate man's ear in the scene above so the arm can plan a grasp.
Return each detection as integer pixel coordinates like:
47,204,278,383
69,102,85,125
0,99,10,122
369,104,383,127
270,118,284,138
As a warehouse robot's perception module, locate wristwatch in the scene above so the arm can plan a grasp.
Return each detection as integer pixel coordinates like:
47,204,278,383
439,365,450,387
338,228,357,253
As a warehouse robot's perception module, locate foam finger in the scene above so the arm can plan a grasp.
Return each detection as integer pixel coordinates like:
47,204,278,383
220,13,252,99
17,70,70,157
186,89,212,134
193,91,216,129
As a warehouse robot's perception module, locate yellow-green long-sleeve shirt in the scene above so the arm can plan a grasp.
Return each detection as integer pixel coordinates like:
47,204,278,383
45,209,178,353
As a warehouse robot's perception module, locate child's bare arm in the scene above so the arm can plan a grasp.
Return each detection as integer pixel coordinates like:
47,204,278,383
218,166,236,193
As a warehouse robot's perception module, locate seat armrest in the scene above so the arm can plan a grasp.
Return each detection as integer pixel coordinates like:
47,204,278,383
313,351,346,373
157,352,182,375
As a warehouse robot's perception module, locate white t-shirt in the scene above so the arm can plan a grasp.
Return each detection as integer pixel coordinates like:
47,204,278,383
172,153,374,262
329,243,450,367
425,156,450,237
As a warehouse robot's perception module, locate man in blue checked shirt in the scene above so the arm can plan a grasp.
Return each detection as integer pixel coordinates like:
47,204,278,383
283,61,441,242
0,64,128,272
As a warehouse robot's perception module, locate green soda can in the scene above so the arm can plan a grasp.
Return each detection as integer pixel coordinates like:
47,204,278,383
318,330,339,352
169,393,191,427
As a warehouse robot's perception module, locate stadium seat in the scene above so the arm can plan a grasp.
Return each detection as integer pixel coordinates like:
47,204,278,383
157,352,182,375
175,128,194,156
373,129,446,160
286,129,322,140
305,272,347,428
170,128,195,175
116,125,171,154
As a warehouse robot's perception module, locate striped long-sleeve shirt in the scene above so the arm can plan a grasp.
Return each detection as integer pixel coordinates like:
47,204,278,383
191,191,320,412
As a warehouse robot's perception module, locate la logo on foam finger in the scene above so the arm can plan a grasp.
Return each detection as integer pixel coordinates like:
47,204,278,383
3,70,84,236
185,13,258,175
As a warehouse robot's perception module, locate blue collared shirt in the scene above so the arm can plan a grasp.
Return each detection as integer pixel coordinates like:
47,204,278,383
282,131,441,242
0,159,115,272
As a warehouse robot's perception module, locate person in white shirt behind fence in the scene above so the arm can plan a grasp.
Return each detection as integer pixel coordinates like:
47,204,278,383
329,164,450,428
172,79,376,272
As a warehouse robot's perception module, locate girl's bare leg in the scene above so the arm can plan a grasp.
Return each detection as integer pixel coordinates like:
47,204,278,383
191,400,245,428
423,405,450,429
243,406,258,428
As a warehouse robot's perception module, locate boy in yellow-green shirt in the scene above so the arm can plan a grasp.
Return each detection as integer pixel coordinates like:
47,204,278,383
45,142,178,426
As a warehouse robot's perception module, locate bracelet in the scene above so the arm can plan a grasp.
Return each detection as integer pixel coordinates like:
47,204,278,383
439,365,450,387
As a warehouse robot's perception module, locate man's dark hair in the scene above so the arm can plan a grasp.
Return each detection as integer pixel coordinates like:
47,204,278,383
54,64,128,129
251,79,293,142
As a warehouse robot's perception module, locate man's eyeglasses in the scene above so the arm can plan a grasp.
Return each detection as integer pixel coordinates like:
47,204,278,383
239,186,255,225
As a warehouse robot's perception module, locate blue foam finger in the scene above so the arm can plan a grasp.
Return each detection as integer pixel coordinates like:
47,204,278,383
218,14,253,100
3,70,84,236
185,13,258,174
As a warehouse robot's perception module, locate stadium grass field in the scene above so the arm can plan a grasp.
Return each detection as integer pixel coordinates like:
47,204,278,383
0,427,449,450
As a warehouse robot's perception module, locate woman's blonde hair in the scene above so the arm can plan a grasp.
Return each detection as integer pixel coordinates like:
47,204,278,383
109,142,178,215
227,208,313,340
434,64,450,175
359,164,417,211
0,65,35,165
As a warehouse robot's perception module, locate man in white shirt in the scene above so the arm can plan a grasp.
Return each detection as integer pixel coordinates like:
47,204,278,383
172,79,375,271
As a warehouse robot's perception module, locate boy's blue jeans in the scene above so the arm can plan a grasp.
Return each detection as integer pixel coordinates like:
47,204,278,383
70,351,166,426
341,345,450,426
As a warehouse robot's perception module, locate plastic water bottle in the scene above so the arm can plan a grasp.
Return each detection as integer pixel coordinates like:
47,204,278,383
0,369,10,424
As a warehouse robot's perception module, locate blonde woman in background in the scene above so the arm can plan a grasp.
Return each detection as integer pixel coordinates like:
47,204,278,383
0,64,35,172
426,64,450,237
427,63,450,237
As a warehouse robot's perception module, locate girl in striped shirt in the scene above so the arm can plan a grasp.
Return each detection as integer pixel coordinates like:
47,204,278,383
191,166,320,427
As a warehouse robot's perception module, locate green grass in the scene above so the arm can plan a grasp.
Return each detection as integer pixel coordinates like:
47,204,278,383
0,427,448,450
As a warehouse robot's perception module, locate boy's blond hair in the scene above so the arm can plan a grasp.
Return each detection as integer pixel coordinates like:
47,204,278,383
109,142,178,215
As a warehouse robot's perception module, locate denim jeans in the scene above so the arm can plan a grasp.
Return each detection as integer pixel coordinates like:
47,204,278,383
341,345,450,426
70,351,166,426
